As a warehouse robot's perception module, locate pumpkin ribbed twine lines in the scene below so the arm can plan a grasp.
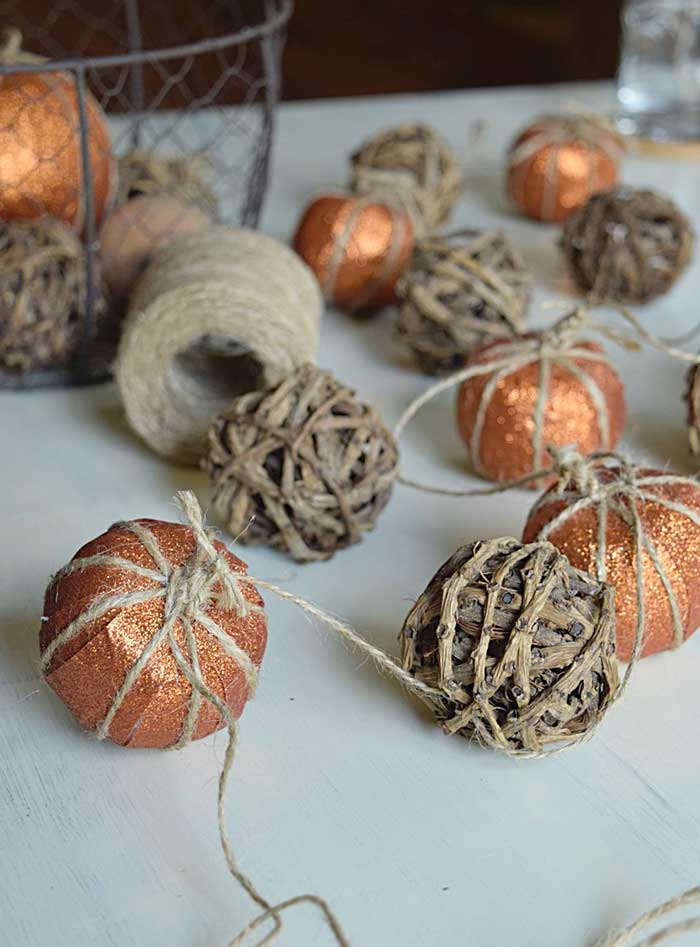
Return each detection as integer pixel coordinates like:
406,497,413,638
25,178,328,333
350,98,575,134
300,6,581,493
38,490,699,945
116,227,322,466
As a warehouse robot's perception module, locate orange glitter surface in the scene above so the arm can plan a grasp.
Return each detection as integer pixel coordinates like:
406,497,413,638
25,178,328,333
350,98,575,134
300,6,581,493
507,120,619,223
41,520,267,748
0,71,115,229
293,194,414,311
523,468,700,660
455,338,626,485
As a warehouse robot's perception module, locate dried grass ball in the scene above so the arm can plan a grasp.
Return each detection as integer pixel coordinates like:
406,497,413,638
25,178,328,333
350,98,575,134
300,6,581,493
506,114,622,223
396,229,532,375
293,193,414,313
523,455,700,661
207,365,399,562
117,149,219,218
350,123,462,232
0,217,106,376
561,188,694,303
399,537,619,754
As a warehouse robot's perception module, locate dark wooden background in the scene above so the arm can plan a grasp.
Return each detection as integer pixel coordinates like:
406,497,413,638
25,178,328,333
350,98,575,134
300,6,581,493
17,0,625,103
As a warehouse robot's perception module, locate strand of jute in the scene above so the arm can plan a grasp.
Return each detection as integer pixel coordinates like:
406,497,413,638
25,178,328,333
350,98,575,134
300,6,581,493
598,886,700,947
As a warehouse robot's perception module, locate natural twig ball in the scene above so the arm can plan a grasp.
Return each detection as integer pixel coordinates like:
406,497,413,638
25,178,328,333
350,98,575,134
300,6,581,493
117,149,219,218
399,537,619,754
396,229,531,375
506,114,623,223
0,217,107,376
561,187,694,303
207,365,399,562
350,123,462,233
523,451,700,661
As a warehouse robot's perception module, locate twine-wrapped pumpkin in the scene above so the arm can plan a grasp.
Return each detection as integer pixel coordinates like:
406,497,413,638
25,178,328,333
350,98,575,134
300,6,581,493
523,451,700,661
207,365,399,562
399,537,618,754
396,229,531,375
561,188,694,304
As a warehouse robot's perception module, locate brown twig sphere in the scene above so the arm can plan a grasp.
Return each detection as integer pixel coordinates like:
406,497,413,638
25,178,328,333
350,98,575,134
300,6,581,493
399,537,619,754
0,217,107,375
207,365,399,562
561,187,694,304
396,229,531,375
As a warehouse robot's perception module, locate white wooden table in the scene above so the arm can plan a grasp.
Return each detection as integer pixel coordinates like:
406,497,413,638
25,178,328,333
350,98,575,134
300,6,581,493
3,81,700,947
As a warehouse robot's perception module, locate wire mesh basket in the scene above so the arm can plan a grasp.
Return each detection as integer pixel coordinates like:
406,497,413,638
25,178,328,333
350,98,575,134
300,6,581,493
0,0,292,389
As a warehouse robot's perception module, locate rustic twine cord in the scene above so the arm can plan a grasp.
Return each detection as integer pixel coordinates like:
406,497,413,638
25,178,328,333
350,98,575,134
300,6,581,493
116,227,322,466
117,149,219,218
207,364,399,562
561,188,694,305
38,490,699,944
598,887,700,947
396,229,532,375
507,113,625,221
350,123,462,235
0,26,45,63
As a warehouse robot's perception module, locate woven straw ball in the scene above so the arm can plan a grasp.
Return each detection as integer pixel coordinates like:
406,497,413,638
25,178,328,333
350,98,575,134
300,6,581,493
399,537,619,754
396,229,531,375
207,365,399,562
0,217,106,376
561,187,694,303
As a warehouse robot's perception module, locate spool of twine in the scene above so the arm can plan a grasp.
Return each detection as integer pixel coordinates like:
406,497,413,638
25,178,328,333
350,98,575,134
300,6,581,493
116,228,322,466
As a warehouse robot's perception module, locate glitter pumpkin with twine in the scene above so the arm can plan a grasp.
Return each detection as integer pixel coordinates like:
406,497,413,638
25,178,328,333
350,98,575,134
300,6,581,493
0,29,115,230
506,114,624,223
522,450,700,662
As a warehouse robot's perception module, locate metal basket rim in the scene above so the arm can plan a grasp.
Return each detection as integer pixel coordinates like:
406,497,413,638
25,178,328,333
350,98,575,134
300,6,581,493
0,0,293,74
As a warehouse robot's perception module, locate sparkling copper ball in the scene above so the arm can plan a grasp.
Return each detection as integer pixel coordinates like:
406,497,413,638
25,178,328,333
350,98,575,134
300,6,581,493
523,468,700,661
293,194,414,312
41,518,267,748
100,194,211,299
0,71,115,229
455,338,626,484
506,118,620,223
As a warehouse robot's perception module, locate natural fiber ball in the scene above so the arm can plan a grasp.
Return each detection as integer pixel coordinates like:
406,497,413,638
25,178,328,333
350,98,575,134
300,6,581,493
41,514,267,748
350,123,462,232
293,193,414,313
396,229,531,375
207,365,399,562
399,537,619,754
507,114,622,223
99,194,211,299
455,329,626,485
0,217,107,376
561,188,694,303
686,363,700,457
117,149,219,218
523,456,700,661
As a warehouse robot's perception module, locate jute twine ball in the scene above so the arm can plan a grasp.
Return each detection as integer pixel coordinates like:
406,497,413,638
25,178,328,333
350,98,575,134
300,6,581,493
40,499,267,748
455,311,626,485
399,537,618,754
0,217,107,376
523,451,700,662
506,114,623,223
293,193,414,313
561,188,694,303
116,149,219,218
207,364,399,562
350,123,462,233
396,229,532,375
116,227,322,466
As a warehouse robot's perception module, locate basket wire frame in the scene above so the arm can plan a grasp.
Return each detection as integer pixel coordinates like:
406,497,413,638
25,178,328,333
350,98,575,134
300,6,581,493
0,0,292,388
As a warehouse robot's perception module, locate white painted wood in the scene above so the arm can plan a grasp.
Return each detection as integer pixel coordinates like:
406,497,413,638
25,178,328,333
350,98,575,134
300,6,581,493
2,82,700,947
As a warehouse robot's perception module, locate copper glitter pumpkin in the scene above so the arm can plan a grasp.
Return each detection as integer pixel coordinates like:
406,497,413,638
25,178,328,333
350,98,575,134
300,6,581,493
455,335,626,485
506,115,622,223
0,70,115,229
523,459,700,661
293,194,414,312
40,517,267,748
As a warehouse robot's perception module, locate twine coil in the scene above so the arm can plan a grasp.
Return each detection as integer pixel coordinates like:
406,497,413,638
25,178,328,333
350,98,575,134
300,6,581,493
116,227,322,466
396,229,532,375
